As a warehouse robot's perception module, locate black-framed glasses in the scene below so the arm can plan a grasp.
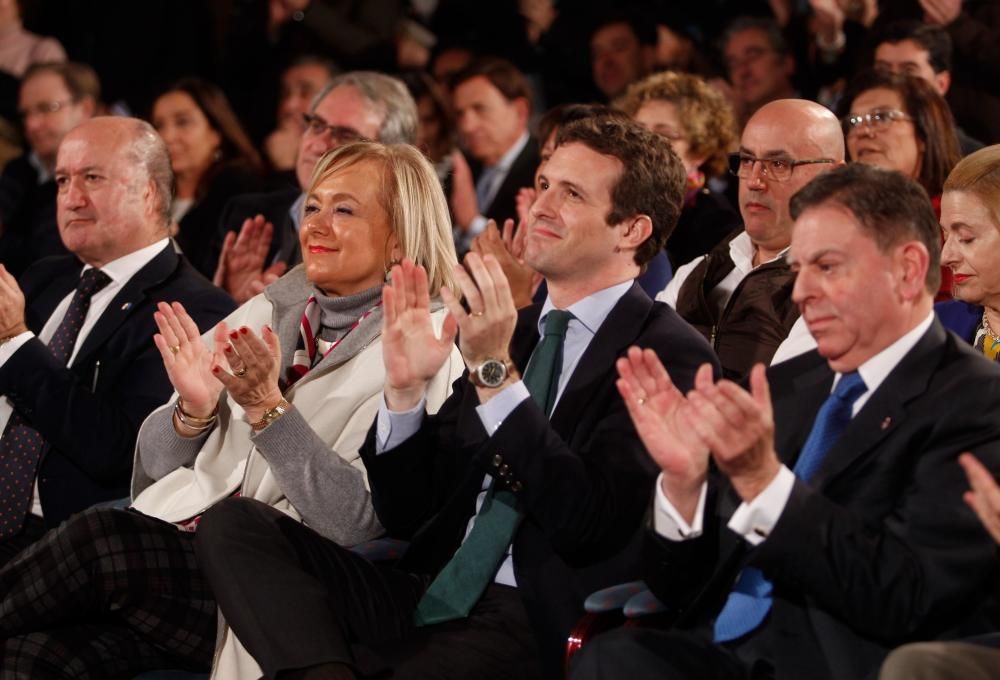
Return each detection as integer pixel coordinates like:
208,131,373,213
302,113,367,145
18,99,75,120
842,109,911,136
727,152,836,182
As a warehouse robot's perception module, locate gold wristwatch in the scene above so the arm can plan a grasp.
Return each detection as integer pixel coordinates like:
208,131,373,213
250,398,291,431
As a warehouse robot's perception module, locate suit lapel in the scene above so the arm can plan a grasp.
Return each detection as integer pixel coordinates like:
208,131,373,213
548,283,651,436
74,245,179,362
24,259,83,333
810,321,945,487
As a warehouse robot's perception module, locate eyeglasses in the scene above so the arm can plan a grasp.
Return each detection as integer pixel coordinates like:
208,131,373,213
728,153,836,182
302,113,367,145
842,109,911,136
18,99,76,119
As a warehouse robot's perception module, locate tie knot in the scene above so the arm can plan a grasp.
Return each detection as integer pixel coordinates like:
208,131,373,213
833,370,867,404
542,309,573,338
78,268,111,298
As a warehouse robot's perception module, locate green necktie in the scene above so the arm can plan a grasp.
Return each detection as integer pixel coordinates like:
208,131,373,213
414,309,574,625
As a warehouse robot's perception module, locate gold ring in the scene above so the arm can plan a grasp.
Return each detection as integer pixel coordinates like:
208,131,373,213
169,344,181,355
637,397,646,406
234,367,248,378
471,311,485,317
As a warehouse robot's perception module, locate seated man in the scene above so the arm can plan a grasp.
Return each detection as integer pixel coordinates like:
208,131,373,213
658,98,845,380
573,164,1000,680
214,70,417,302
193,116,718,679
0,61,98,277
0,117,233,562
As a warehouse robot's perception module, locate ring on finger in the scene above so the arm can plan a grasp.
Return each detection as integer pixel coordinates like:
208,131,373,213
471,310,485,317
169,344,181,355
234,367,248,378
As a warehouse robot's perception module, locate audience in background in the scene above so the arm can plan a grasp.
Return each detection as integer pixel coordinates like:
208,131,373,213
588,10,654,101
151,77,267,278
0,0,64,78
721,16,798,127
263,54,338,173
0,61,97,276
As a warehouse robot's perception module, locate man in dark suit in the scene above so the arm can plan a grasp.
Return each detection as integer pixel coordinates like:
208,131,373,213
450,58,540,252
213,71,417,303
572,164,1000,680
0,116,233,562
0,62,98,277
194,116,718,679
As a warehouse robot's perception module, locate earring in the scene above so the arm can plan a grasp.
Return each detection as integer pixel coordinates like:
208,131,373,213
384,260,400,283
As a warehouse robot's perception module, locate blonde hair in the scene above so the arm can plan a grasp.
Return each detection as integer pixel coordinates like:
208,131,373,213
306,141,459,297
615,71,737,179
943,144,1000,231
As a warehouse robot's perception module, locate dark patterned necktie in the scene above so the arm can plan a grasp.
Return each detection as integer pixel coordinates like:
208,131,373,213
414,309,574,626
0,268,111,537
713,370,867,642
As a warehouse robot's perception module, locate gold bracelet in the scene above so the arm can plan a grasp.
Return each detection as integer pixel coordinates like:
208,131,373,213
176,396,219,423
174,404,215,432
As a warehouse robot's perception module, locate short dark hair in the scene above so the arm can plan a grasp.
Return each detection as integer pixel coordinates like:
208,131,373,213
877,20,952,74
449,57,532,114
840,69,960,196
588,8,658,47
23,61,101,103
555,116,685,268
536,102,629,149
790,164,941,293
722,16,789,57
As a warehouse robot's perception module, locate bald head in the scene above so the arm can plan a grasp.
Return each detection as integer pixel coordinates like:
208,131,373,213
737,99,845,257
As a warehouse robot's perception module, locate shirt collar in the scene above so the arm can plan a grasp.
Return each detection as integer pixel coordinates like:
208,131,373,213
491,131,530,172
82,238,170,286
834,311,935,396
28,152,52,184
537,279,633,337
729,230,789,275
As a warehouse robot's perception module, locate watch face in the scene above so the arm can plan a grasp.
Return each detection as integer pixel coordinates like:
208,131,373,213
478,359,507,387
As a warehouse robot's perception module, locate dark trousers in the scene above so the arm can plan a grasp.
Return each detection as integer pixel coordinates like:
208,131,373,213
0,506,217,679
569,624,776,680
195,497,542,680
0,514,49,566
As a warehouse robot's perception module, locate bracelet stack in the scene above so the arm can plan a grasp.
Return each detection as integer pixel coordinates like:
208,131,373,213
174,396,219,432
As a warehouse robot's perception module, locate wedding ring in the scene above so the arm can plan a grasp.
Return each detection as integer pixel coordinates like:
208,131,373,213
169,344,181,355
234,367,248,378
637,397,646,406
471,311,484,317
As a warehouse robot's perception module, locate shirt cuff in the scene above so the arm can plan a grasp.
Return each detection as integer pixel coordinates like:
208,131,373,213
375,393,426,453
726,465,795,546
653,473,707,540
0,331,35,368
453,215,489,252
475,380,530,435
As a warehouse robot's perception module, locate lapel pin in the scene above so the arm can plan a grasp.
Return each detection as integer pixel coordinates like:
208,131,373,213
120,302,132,311
880,416,892,431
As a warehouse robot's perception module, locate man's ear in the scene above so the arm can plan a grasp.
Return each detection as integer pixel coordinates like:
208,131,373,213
619,214,653,251
896,241,931,300
935,70,951,96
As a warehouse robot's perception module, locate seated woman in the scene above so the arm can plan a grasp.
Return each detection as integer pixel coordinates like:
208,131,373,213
0,141,465,679
840,69,961,300
616,71,741,270
937,144,1000,360
151,77,269,277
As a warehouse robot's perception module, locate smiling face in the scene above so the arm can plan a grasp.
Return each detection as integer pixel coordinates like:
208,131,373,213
940,190,1000,309
300,159,397,296
152,90,222,180
790,203,911,372
846,87,923,179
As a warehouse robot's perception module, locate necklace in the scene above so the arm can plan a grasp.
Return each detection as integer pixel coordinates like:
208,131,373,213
983,310,1000,343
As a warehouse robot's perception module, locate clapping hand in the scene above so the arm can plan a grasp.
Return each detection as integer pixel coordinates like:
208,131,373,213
470,219,541,309
213,215,288,303
381,259,459,411
210,322,283,424
0,264,28,339
960,452,1000,546
153,301,224,418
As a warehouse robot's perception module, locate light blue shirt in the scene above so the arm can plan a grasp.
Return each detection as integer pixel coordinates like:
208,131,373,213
375,279,634,587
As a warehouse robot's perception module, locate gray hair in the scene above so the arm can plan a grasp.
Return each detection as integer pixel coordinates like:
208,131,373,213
123,118,175,229
311,71,418,145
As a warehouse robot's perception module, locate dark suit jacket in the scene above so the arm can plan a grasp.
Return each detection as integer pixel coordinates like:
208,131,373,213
360,283,719,676
0,245,235,526
470,136,540,227
214,186,302,275
644,320,1000,680
0,154,65,278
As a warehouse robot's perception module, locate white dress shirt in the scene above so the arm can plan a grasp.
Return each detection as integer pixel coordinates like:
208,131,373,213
0,238,170,517
457,131,531,251
654,311,936,545
376,280,635,587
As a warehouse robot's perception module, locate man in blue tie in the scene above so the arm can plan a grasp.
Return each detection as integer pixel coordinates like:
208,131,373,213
193,115,719,679
573,163,1000,680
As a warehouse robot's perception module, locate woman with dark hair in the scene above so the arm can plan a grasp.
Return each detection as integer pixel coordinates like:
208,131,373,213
152,77,269,277
840,69,962,298
399,69,456,182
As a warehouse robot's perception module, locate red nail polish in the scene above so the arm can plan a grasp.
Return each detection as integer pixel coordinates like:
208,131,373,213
212,366,220,373
224,346,232,353
230,331,238,339
240,327,248,335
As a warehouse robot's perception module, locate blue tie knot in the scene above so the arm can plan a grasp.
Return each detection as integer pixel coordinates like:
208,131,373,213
833,370,867,404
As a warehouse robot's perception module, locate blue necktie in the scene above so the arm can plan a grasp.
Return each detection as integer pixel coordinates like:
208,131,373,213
713,370,867,642
413,310,574,625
